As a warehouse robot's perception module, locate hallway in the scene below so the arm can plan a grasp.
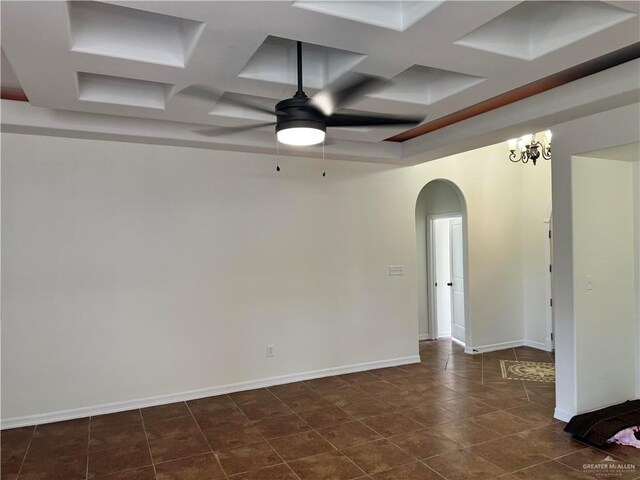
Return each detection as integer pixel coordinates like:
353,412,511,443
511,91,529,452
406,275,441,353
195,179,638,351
2,340,639,479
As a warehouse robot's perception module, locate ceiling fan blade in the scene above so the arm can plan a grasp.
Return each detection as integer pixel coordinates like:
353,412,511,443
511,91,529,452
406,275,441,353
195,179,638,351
311,73,386,116
325,113,423,128
178,85,277,116
196,122,276,137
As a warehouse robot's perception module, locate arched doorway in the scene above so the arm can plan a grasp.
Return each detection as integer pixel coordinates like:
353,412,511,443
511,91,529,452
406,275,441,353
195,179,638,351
415,179,469,346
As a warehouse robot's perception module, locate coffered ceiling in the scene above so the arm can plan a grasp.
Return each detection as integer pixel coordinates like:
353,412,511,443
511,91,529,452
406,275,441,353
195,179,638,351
1,1,639,160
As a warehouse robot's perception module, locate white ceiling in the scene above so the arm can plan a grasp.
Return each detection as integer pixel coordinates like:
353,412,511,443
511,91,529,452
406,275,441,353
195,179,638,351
1,1,639,158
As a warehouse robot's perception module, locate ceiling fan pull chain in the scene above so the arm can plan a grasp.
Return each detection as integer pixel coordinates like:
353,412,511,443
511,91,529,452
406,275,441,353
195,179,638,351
322,139,326,177
275,137,281,172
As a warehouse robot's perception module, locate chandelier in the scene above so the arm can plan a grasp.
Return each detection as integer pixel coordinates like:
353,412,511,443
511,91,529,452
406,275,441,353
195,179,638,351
507,131,552,165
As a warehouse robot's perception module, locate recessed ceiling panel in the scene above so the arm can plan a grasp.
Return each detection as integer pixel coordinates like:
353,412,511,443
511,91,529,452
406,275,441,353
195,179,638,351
68,2,205,67
77,72,173,110
293,1,442,31
370,65,485,105
454,1,636,60
238,36,366,90
208,93,276,122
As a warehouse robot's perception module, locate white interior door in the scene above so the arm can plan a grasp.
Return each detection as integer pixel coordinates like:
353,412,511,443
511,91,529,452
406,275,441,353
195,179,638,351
449,217,465,344
434,218,452,337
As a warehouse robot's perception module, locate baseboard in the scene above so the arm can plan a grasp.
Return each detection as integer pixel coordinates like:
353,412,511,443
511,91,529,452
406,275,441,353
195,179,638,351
525,339,552,352
418,334,430,341
466,340,525,354
1,355,421,429
554,407,574,422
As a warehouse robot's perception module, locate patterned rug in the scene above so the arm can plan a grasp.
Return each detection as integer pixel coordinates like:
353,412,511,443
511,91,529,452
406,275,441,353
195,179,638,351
500,360,555,383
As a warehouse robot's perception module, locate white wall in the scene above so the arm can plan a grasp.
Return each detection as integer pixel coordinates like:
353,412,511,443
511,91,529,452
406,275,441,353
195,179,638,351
2,133,549,424
551,103,640,421
572,156,637,413
520,157,552,349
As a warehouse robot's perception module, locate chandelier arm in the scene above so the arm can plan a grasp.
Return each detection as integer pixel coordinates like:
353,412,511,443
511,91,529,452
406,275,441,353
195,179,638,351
541,146,552,160
509,150,519,162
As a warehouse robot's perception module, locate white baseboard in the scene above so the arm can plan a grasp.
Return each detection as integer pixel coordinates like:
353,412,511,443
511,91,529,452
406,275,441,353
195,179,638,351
1,355,420,429
525,339,552,352
554,407,574,422
464,339,553,355
418,334,431,341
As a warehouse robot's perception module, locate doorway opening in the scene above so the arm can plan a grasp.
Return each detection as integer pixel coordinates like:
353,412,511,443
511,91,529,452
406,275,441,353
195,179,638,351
428,214,465,344
415,179,469,347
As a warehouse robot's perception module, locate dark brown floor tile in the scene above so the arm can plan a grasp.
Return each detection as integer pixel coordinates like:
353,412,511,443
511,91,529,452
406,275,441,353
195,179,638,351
324,388,372,408
556,448,639,480
217,441,282,476
239,399,293,421
1,426,34,479
89,423,147,452
354,382,401,399
402,405,459,428
229,389,278,405
361,413,423,437
187,396,239,418
2,426,35,448
253,413,310,439
87,441,151,478
148,431,210,463
440,397,497,418
510,425,587,459
270,431,335,461
342,438,414,475
283,393,333,413
299,406,354,428
304,376,348,394
388,428,462,459
425,450,507,480
432,420,502,447
28,420,89,458
34,419,90,438
372,461,444,480
341,399,393,419
90,410,142,430
19,454,87,480
289,451,365,480
378,391,432,410
506,403,558,426
140,402,191,423
471,410,536,435
144,415,200,441
228,463,299,479
155,452,225,479
202,421,265,451
316,421,382,450
369,367,413,382
470,436,550,472
510,460,597,479
98,466,156,479
268,382,315,399
338,372,381,386
193,408,248,430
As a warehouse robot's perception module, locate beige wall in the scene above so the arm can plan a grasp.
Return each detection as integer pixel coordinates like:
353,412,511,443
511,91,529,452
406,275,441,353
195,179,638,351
1,132,549,424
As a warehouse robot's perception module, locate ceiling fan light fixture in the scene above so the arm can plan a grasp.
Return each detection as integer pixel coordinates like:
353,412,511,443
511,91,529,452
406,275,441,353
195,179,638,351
276,126,326,146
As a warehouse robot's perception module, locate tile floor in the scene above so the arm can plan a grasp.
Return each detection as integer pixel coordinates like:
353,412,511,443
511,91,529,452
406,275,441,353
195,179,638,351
3,340,640,479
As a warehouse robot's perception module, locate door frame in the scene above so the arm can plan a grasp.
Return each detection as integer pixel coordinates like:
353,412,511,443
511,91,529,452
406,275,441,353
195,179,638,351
544,209,554,351
426,212,462,341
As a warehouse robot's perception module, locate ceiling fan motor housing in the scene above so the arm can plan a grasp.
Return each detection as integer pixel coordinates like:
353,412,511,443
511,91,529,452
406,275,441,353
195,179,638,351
275,96,326,134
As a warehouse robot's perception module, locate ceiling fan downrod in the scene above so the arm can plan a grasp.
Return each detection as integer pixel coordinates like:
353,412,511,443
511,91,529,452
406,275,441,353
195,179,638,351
295,41,305,98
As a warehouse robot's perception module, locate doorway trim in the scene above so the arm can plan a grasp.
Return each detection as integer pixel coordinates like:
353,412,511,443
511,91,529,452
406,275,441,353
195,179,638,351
416,178,470,350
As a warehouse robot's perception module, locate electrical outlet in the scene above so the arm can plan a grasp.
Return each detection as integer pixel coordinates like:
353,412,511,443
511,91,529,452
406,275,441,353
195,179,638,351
266,345,275,357
389,265,404,276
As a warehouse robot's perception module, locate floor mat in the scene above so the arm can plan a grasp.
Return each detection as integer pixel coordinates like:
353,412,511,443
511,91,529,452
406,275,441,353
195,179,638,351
500,360,555,383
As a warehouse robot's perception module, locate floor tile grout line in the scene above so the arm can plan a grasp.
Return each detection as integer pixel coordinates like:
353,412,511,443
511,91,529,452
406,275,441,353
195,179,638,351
184,400,228,480
139,408,159,479
14,426,35,480
85,416,91,480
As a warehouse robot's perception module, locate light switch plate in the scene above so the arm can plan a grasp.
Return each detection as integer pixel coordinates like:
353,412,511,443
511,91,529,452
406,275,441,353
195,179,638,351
389,265,404,276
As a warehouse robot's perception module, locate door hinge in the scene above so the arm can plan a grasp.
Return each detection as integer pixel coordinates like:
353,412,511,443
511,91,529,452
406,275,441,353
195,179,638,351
549,230,552,239
549,264,552,273
551,332,554,341
550,298,553,307
435,282,438,287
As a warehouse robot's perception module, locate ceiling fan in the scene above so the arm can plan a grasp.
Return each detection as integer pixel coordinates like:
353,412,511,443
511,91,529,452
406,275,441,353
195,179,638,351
178,41,423,146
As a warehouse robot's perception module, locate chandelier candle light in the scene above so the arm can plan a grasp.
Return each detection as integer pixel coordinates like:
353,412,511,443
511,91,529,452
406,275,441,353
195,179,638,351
507,130,552,165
